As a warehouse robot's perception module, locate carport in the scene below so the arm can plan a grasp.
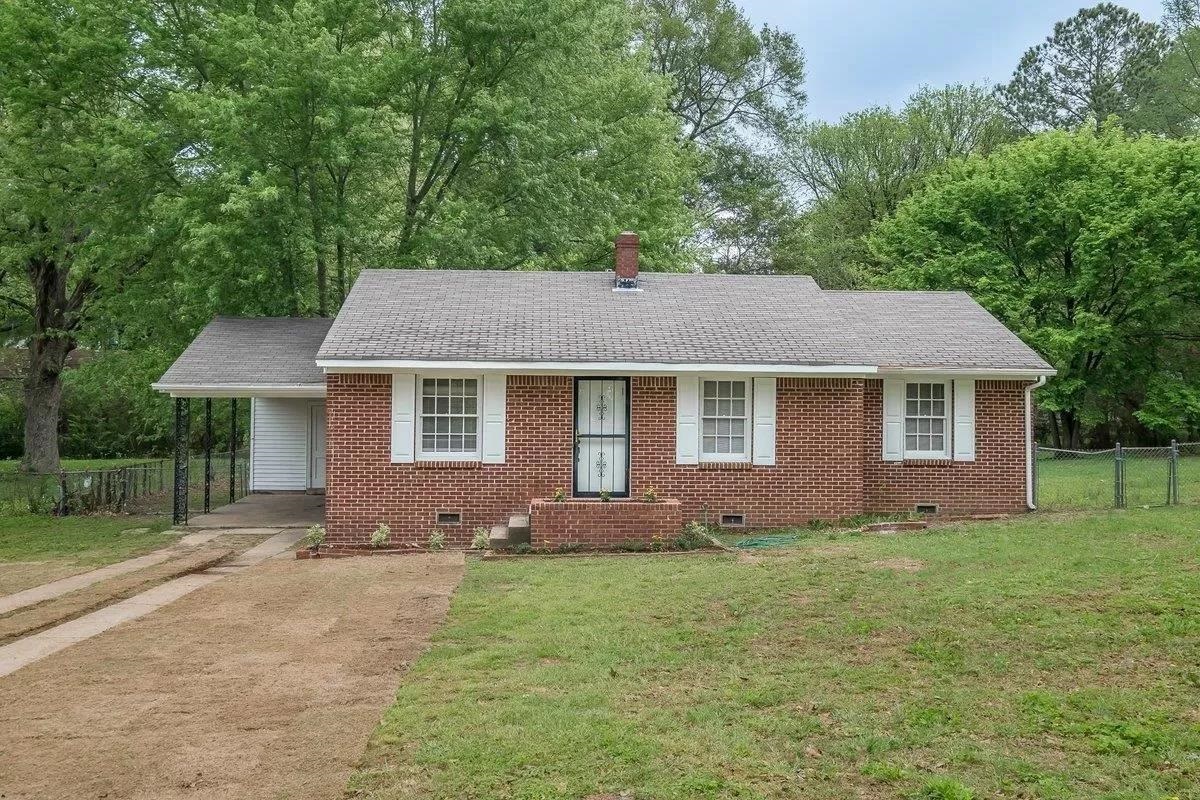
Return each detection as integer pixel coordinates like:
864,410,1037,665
152,317,333,525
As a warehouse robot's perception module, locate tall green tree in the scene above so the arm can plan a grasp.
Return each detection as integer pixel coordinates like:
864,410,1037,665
781,84,1008,287
996,3,1168,133
0,0,174,472
1137,0,1200,134
869,126,1200,447
636,0,805,272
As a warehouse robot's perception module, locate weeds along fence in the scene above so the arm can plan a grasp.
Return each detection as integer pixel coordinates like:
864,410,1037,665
1034,441,1194,511
0,449,249,516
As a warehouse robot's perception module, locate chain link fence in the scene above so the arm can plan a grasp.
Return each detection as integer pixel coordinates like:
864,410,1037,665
0,448,249,517
1035,441,1195,511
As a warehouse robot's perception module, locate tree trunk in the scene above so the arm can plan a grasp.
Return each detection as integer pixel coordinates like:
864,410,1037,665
22,251,85,474
22,336,73,473
1050,411,1063,449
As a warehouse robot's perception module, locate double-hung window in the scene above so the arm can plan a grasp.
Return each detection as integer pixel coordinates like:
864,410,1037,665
904,382,948,458
701,379,749,461
419,377,479,459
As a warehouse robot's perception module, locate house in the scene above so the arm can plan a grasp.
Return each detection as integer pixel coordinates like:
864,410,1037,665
154,232,1055,547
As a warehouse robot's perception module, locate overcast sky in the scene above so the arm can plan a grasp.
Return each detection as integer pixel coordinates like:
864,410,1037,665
739,0,1166,122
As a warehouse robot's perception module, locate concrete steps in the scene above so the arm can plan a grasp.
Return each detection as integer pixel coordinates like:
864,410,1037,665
487,514,532,550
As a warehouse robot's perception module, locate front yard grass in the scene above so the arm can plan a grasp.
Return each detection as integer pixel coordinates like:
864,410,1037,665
0,514,175,565
350,507,1200,800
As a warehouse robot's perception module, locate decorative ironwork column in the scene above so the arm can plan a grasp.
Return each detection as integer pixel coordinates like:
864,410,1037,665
203,398,213,514
229,397,238,505
173,397,190,525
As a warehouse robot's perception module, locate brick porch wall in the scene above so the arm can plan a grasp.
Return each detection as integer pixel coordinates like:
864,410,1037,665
324,374,1030,547
530,499,683,548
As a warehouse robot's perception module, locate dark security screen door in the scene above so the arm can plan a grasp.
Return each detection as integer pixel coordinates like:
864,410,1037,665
574,378,629,497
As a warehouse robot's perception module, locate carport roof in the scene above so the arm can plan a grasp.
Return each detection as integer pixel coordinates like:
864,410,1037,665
153,317,332,397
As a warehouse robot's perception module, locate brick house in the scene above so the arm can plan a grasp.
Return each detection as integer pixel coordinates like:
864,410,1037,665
155,233,1054,547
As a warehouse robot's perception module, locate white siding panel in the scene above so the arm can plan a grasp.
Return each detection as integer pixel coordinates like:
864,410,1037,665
250,397,310,491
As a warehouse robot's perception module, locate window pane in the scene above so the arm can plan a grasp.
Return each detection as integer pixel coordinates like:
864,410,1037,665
703,399,717,416
931,418,944,435
718,382,731,399
717,419,730,436
730,436,744,453
731,399,745,417
905,419,917,434
732,382,745,398
932,400,945,417
717,437,730,453
920,384,931,399
422,417,436,433
437,378,449,394
436,434,449,450
906,400,919,416
436,396,449,414
450,379,463,394
702,419,716,435
703,381,717,398
717,399,731,416
464,379,477,395
464,417,477,434
702,436,716,454
931,435,944,451
450,396,463,414
931,384,944,399
730,419,745,436
450,417,463,434
422,435,436,450
422,397,435,414
906,384,918,399
464,397,477,415
919,400,931,416
906,435,918,450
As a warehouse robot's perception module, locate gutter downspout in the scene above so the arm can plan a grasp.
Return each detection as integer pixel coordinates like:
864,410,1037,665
1025,375,1048,510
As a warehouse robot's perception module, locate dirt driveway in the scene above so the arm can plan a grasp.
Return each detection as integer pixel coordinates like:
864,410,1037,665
0,553,464,800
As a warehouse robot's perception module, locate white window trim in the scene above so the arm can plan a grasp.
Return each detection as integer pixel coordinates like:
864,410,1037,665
416,375,483,462
698,376,752,463
902,380,951,460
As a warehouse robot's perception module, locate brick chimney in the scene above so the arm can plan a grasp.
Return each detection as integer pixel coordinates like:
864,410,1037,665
614,231,639,288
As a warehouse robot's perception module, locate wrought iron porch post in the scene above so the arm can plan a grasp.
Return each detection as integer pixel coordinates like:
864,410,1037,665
203,398,213,514
172,397,191,525
229,397,238,505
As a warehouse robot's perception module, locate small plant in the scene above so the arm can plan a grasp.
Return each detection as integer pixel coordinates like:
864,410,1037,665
648,534,666,552
471,526,490,550
370,523,390,549
599,489,612,502
616,538,649,552
676,520,711,551
302,524,326,551
554,541,584,554
512,542,534,555
551,487,566,502
642,486,659,503
428,528,446,550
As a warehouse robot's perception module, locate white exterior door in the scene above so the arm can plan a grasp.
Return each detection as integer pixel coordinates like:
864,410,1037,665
574,378,629,497
308,403,326,490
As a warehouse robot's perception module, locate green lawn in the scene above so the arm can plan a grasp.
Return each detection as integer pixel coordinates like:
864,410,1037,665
350,508,1200,800
0,514,175,565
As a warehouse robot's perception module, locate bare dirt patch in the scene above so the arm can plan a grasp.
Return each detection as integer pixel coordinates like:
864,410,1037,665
0,560,87,596
869,557,926,573
0,552,465,800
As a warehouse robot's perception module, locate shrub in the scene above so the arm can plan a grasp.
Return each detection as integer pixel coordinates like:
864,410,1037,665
676,520,711,551
302,524,326,550
616,539,649,552
471,527,490,549
512,542,534,555
370,523,390,549
551,487,566,502
599,489,612,502
554,541,584,554
642,486,659,502
428,528,446,550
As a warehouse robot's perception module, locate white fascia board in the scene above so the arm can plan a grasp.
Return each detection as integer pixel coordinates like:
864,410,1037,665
876,367,1057,379
315,359,880,377
151,383,327,398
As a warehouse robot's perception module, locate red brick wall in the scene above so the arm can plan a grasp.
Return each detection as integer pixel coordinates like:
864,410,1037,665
324,373,1030,547
628,377,866,525
861,379,1029,515
530,499,682,548
325,373,573,548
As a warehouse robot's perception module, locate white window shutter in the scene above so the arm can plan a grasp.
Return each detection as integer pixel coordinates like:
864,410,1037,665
481,374,506,463
391,373,416,463
882,379,904,462
675,376,699,465
752,377,776,465
953,378,975,461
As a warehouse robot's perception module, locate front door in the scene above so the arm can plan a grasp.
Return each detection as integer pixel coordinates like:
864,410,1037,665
308,403,326,490
574,378,629,497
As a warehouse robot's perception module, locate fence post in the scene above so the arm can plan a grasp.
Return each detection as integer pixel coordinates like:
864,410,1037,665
203,398,213,514
58,470,67,517
173,397,190,525
229,397,238,505
1171,439,1180,505
1114,442,1125,509
1032,441,1039,509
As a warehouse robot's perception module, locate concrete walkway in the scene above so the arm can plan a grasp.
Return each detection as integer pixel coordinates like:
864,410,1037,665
0,529,305,678
186,492,324,529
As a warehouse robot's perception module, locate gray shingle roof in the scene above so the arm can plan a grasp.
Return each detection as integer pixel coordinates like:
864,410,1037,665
316,270,1052,371
156,317,333,388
